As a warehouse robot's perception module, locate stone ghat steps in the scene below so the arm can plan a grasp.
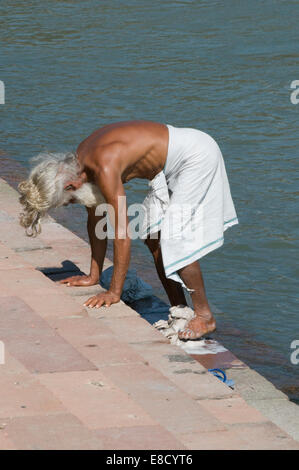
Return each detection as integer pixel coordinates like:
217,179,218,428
0,177,298,450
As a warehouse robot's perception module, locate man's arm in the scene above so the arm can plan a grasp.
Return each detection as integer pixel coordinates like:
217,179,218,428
60,207,107,287
87,206,108,282
83,161,131,308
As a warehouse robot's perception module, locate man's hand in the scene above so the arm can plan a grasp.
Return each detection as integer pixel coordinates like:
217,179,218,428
83,290,120,308
60,274,99,287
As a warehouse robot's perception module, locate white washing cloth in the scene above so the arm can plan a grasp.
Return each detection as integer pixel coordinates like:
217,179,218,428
154,305,228,353
142,124,239,285
154,305,195,345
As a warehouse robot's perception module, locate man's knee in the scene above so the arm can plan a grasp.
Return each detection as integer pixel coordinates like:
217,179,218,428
144,233,160,257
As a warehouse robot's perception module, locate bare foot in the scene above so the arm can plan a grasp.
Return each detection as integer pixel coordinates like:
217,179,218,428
178,315,216,340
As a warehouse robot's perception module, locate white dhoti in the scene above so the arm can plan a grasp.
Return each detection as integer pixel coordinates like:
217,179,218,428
141,124,238,286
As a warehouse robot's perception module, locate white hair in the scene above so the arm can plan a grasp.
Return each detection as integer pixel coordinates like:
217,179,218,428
73,182,105,208
18,152,105,236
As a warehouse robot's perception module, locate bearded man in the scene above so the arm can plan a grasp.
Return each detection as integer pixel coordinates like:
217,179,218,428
19,120,238,340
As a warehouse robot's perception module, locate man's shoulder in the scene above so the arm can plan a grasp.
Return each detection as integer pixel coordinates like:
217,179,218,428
82,142,124,173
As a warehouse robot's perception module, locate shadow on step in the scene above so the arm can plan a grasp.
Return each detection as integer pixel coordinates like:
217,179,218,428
38,262,170,324
37,260,85,280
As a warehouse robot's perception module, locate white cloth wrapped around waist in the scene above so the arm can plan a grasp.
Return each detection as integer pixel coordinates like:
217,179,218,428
141,125,239,286
141,171,169,239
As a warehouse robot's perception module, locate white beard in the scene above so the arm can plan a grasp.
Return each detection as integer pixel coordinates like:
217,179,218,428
72,183,105,207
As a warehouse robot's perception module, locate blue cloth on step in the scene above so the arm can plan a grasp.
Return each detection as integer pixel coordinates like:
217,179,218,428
100,267,153,303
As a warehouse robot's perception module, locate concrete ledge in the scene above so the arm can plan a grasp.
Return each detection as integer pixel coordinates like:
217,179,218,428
246,398,299,442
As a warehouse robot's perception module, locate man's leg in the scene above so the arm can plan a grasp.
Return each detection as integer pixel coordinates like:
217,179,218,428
144,233,186,306
178,261,216,339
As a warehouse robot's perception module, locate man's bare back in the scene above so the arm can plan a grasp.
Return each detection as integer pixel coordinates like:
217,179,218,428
61,121,170,311
76,120,169,184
